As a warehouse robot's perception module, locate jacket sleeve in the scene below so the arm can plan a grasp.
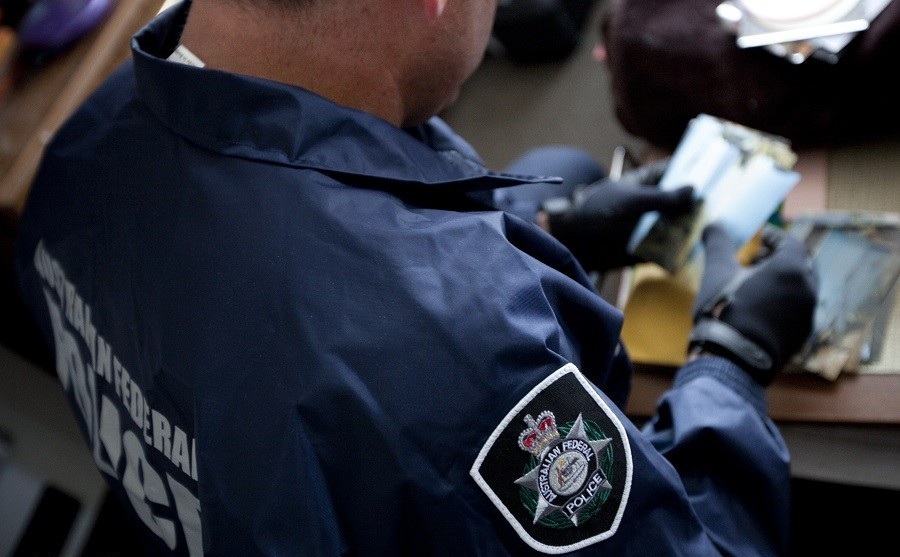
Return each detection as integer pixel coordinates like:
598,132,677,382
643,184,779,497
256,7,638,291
640,355,791,557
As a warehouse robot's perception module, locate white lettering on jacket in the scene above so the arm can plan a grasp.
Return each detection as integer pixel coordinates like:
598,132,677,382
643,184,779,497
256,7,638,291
33,240,203,556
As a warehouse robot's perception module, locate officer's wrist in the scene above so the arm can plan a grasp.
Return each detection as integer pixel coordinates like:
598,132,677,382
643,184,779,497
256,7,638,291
687,337,777,387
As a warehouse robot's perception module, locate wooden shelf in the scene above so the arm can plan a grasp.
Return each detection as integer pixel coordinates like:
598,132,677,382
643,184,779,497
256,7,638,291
0,0,161,214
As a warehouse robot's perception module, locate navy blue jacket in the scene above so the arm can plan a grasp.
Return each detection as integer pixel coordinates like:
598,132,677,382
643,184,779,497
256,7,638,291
14,3,790,556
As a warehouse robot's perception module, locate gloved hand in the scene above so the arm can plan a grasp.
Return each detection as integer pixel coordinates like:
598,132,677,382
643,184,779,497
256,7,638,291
540,160,696,273
689,222,819,385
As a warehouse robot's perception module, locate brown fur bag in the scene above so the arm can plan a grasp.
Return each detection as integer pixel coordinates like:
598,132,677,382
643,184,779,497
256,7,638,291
598,0,900,151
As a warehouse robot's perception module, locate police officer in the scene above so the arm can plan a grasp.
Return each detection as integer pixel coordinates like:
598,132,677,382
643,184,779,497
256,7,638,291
15,0,816,555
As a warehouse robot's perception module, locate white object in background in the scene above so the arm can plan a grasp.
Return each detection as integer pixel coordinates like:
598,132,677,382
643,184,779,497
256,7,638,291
739,0,864,30
717,0,893,62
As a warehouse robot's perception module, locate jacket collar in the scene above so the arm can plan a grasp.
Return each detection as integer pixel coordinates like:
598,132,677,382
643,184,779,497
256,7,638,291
131,2,558,193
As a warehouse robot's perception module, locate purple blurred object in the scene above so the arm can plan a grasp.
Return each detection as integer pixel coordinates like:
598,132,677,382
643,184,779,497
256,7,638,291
17,0,115,52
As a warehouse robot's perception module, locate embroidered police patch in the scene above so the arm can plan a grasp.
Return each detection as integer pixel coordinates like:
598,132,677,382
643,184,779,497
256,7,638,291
470,363,632,554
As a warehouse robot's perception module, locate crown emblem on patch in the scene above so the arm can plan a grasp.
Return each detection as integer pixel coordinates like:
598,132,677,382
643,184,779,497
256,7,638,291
517,410,560,457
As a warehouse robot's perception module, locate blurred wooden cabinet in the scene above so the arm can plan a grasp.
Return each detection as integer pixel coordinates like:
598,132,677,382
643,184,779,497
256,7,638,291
0,0,162,214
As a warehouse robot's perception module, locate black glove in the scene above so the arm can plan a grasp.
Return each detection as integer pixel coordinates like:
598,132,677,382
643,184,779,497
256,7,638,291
542,161,696,273
689,223,819,385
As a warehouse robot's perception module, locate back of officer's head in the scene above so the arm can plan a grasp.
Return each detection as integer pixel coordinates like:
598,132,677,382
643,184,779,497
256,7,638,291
180,0,500,126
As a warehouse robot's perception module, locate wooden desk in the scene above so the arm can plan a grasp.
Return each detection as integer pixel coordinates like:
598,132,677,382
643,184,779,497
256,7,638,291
627,364,900,424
